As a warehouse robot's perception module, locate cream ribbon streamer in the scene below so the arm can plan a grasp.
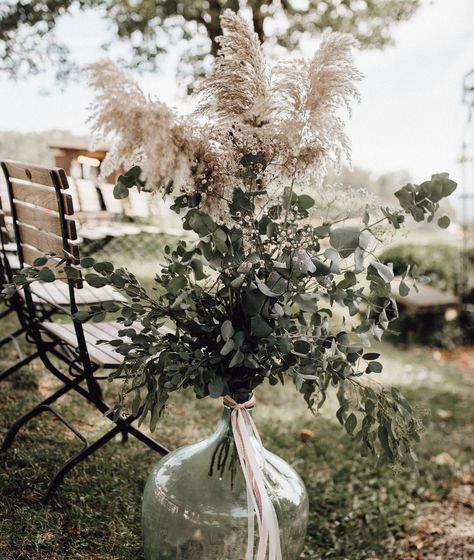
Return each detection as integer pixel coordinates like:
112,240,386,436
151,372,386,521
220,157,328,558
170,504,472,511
224,395,282,560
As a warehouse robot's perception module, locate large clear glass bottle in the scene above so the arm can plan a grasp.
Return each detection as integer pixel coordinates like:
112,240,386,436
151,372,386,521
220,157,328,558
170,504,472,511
142,402,309,559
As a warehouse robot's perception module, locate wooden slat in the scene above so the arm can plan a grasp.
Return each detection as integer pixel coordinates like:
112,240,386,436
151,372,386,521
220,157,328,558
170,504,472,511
80,324,126,361
20,244,63,268
57,168,72,190
29,280,126,306
41,321,123,366
17,224,79,262
11,181,74,215
75,283,127,304
6,253,19,271
2,161,58,188
14,202,77,240
20,245,82,286
2,242,16,252
30,281,71,306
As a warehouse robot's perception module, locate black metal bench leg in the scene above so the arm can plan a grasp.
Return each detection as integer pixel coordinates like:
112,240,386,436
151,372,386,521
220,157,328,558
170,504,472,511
42,410,169,503
120,429,129,444
1,375,85,452
42,423,123,504
125,424,169,455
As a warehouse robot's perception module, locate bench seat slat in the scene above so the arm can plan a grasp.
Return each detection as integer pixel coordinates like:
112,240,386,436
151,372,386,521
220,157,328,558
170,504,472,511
29,281,127,306
20,244,64,269
41,321,123,366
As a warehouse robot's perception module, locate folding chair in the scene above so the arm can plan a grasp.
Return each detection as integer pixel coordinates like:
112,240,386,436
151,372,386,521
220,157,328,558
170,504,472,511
70,177,142,239
0,186,127,383
0,160,169,503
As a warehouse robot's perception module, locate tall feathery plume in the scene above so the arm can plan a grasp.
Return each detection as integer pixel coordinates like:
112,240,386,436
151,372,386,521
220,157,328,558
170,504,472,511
196,9,287,203
87,60,192,193
87,13,363,221
88,60,149,177
197,9,272,126
305,32,362,168
272,32,362,176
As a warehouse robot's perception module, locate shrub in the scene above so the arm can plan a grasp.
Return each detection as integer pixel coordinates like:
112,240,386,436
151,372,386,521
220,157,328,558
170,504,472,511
379,243,460,292
379,243,474,348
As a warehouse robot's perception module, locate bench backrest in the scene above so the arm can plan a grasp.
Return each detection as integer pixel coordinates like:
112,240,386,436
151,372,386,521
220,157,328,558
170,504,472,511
1,161,80,270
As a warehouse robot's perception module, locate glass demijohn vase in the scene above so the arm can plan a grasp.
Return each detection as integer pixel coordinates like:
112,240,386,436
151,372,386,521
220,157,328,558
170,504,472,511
142,400,309,559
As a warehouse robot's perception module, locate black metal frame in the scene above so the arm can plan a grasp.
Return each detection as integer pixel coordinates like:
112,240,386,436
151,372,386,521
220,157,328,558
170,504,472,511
1,162,169,503
0,195,42,381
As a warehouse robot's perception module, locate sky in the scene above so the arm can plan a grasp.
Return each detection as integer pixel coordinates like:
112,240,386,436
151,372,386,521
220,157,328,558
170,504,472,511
0,0,473,191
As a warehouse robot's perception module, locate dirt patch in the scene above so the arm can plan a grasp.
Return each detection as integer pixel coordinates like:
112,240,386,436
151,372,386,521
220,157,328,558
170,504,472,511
431,346,474,375
398,477,474,559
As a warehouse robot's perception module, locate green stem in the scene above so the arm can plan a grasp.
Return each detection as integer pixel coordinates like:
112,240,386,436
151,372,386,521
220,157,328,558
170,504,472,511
282,171,297,231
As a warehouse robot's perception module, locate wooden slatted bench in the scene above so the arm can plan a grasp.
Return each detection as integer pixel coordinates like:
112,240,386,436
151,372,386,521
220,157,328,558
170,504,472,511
392,277,460,312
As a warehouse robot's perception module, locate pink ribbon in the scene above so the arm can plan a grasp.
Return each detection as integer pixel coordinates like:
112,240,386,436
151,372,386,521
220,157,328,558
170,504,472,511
224,395,282,560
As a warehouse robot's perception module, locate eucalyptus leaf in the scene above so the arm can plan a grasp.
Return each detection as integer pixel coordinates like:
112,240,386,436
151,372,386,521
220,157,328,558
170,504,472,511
399,279,410,297
167,276,186,295
330,226,361,258
437,216,450,229
73,310,90,323
250,315,272,337
220,339,235,356
293,340,311,355
345,413,357,435
229,350,244,368
85,274,108,288
113,181,130,199
371,262,394,283
221,320,234,341
33,256,48,267
38,268,55,283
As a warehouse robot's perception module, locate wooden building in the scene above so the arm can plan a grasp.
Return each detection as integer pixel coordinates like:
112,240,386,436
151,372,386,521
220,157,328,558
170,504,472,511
49,144,117,183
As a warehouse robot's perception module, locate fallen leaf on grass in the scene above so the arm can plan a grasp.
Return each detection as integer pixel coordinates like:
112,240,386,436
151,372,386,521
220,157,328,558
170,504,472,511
431,452,455,465
299,429,315,441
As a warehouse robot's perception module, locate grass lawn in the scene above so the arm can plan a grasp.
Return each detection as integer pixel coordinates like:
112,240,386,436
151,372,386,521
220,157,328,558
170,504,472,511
0,237,472,559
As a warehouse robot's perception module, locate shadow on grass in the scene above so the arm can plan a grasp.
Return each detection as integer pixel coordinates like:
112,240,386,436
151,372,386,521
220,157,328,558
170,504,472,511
0,385,152,560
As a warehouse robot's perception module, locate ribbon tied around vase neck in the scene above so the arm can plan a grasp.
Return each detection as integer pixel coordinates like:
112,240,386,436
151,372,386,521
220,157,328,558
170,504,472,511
223,395,282,560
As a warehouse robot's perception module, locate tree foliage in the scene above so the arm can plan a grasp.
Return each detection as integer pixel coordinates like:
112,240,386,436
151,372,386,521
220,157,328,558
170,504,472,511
1,0,420,83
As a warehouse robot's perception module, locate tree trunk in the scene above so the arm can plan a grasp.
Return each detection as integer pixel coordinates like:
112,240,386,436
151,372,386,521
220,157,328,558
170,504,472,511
251,4,265,44
204,0,239,56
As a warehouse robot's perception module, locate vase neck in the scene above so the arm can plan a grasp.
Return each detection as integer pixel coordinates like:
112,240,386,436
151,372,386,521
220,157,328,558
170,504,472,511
208,401,255,482
216,402,254,434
